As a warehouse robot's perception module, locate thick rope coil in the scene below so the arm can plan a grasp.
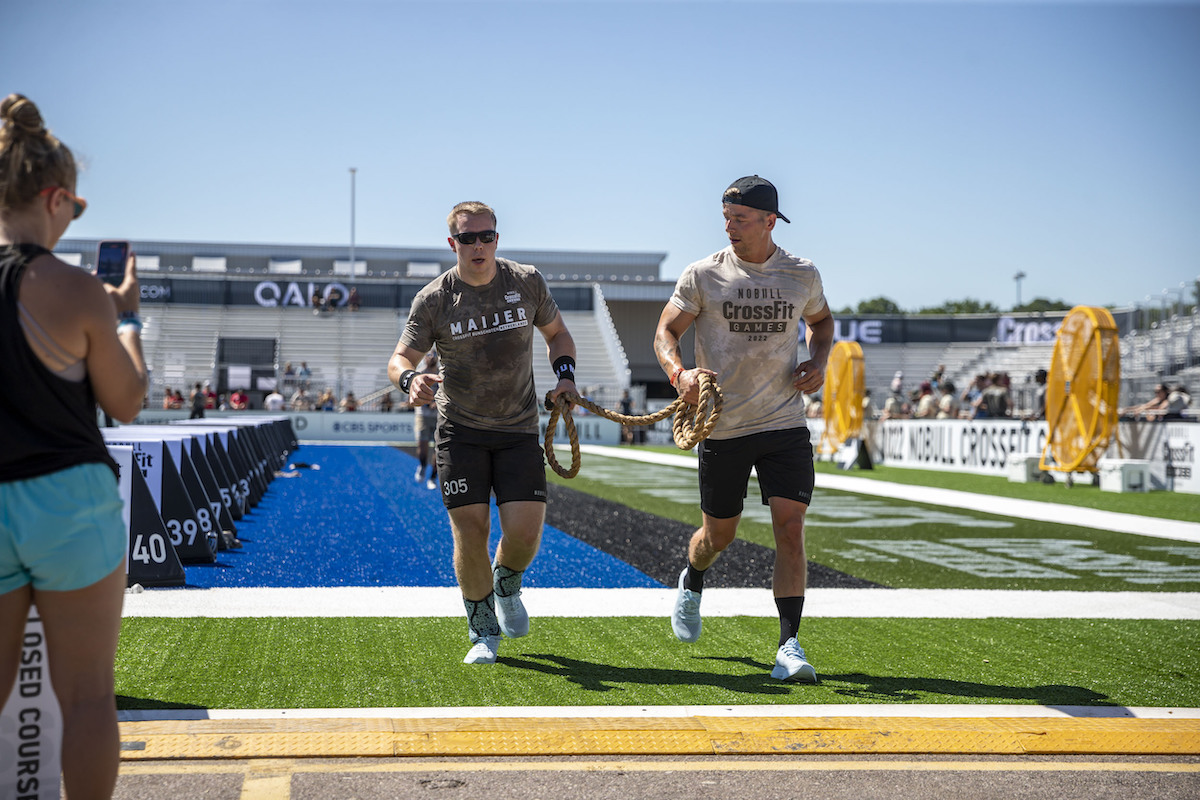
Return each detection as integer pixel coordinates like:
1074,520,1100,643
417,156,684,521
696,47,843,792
543,374,723,479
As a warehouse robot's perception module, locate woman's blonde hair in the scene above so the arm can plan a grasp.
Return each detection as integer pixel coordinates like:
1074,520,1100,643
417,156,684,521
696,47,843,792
0,94,76,210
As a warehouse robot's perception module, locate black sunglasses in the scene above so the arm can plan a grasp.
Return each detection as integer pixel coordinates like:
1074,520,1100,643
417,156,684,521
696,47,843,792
452,230,498,245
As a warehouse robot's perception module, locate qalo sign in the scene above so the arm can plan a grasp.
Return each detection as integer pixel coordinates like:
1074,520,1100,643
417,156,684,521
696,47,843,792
253,280,350,308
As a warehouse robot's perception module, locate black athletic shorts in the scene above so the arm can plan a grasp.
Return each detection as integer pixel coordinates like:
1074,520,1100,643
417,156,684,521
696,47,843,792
434,420,547,510
697,426,815,520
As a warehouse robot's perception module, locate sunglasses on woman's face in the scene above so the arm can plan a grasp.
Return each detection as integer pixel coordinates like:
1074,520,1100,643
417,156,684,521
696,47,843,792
40,186,87,219
452,230,497,245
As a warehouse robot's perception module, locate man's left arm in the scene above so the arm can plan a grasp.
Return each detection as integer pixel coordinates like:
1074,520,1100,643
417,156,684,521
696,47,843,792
539,311,578,405
794,306,834,394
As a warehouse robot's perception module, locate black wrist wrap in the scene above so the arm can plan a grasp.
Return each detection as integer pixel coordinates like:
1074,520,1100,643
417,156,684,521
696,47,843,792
553,355,576,383
399,369,417,393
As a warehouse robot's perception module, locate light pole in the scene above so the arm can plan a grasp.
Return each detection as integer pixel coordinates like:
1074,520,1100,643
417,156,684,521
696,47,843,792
1013,271,1026,309
349,167,357,283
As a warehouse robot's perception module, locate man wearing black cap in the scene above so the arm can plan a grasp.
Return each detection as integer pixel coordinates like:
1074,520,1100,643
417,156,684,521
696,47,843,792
654,175,834,683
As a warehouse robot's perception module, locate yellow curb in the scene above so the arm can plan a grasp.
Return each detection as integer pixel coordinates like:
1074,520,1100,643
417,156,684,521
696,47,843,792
119,716,1200,759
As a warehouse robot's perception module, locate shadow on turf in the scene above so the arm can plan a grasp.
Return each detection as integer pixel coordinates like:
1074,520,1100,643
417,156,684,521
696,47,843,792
116,695,207,711
818,672,1119,707
502,653,794,694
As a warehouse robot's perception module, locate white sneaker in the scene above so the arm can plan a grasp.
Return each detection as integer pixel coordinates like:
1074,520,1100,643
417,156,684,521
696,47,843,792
494,589,529,638
671,567,702,643
463,635,500,665
771,637,817,682
414,467,424,483
426,477,438,491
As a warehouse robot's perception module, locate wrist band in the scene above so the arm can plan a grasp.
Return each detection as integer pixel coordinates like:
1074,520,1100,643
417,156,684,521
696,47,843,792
398,369,417,393
117,319,143,335
553,355,576,383
670,366,684,387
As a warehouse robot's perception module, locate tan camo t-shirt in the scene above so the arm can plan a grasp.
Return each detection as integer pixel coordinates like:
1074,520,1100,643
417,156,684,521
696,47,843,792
400,258,560,434
670,245,828,439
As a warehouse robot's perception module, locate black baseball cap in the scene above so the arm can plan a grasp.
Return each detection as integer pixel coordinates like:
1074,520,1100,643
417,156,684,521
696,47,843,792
723,175,790,223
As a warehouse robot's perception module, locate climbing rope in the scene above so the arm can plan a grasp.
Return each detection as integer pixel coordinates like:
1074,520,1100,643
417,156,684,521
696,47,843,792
543,373,723,478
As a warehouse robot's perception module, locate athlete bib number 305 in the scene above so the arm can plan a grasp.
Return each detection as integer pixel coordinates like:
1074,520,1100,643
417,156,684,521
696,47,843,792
443,478,468,496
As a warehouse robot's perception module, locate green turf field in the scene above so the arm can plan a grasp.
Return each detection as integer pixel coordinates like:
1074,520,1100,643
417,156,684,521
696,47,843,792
549,451,1200,591
116,617,1200,709
117,446,1199,711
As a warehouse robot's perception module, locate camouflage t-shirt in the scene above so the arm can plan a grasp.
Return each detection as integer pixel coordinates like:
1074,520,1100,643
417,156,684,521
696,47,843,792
670,245,828,439
400,258,560,434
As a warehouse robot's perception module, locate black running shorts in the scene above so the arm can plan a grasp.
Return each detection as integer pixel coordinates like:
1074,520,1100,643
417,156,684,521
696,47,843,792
434,420,547,510
697,426,815,520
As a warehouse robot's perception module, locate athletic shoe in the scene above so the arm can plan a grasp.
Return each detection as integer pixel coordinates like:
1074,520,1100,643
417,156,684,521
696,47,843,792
426,477,438,491
494,587,529,638
671,567,702,643
463,635,500,665
771,638,817,683
413,467,424,483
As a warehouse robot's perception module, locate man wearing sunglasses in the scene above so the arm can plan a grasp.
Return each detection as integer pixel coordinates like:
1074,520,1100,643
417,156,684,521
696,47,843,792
388,201,577,665
655,176,834,683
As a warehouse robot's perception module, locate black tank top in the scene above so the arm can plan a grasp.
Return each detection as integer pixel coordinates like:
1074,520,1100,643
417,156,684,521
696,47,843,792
0,244,118,482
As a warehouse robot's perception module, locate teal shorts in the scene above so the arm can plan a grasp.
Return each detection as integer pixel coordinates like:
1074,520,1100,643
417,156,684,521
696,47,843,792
0,462,126,594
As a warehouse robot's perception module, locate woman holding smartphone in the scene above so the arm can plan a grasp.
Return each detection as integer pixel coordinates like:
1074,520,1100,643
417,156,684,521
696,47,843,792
0,93,147,799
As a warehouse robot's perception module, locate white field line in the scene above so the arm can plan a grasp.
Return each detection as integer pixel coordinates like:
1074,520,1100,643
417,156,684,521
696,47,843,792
121,586,1200,619
117,704,1200,722
575,444,1200,543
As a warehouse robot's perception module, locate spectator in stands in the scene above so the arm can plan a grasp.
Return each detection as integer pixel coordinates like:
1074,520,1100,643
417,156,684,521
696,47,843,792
317,387,336,411
1028,369,1048,420
162,386,181,410
1120,384,1168,420
311,290,322,314
289,386,313,411
0,91,148,798
960,373,986,417
348,285,361,312
937,380,960,419
914,381,937,418
189,381,206,418
973,372,1011,419
339,391,358,412
298,361,312,390
862,388,878,420
326,286,343,312
881,381,910,420
217,393,228,411
263,387,285,411
618,389,634,444
282,361,296,393
379,390,394,413
229,387,249,410
929,363,946,391
388,200,577,667
202,380,217,409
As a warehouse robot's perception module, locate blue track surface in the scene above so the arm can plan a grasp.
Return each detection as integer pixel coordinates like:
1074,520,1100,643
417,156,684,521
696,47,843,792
183,444,660,589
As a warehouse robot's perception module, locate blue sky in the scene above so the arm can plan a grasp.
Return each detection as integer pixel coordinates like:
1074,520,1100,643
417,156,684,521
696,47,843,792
6,1,1198,312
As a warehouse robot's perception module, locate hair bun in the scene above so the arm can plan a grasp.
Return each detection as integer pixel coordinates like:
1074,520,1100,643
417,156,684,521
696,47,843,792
0,94,46,138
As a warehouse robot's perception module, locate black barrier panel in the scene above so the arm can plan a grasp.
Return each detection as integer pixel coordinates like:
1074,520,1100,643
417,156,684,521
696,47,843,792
208,432,248,514
189,437,238,534
127,467,185,587
105,438,217,563
174,447,224,555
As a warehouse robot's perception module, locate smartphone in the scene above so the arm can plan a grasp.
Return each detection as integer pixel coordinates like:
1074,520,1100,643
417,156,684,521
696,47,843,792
95,240,129,286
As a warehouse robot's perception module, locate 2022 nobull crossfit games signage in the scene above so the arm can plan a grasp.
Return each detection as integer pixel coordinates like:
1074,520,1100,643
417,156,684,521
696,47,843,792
875,419,1050,474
